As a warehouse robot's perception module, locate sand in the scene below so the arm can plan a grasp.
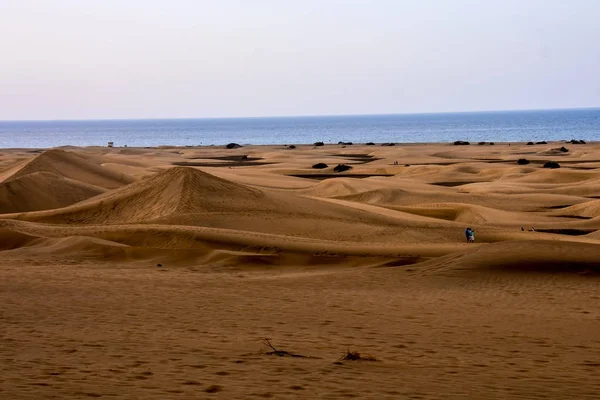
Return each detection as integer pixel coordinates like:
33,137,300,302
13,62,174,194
1,142,599,399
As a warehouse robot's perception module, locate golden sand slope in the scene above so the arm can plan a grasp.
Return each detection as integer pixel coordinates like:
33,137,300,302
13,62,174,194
0,171,105,213
0,148,133,189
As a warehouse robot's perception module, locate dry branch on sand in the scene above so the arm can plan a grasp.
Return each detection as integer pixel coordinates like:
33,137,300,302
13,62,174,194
261,339,317,358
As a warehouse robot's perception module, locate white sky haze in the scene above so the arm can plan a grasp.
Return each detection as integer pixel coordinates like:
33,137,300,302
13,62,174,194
1,0,599,120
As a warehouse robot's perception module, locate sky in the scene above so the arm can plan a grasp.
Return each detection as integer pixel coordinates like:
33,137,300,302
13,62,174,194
1,0,599,120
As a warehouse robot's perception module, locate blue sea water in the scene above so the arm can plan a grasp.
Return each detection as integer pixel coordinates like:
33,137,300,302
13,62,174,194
0,108,599,148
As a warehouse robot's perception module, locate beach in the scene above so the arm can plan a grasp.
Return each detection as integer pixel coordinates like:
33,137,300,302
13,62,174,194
1,142,599,399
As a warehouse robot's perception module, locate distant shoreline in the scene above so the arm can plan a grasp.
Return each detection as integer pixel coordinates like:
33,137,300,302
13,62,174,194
0,140,593,151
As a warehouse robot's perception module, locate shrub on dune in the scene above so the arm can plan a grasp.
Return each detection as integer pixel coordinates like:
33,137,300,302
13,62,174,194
333,164,352,173
517,158,530,165
312,162,328,169
314,141,325,146
453,141,470,146
543,161,560,169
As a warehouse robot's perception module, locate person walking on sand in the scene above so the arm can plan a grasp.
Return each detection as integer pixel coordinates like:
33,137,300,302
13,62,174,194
469,228,475,243
465,227,472,243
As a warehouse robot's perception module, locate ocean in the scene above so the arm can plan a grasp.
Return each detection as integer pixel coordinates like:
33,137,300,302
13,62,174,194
0,108,599,148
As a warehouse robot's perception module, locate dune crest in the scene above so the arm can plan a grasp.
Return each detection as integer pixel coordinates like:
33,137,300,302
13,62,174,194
20,166,267,224
0,148,133,189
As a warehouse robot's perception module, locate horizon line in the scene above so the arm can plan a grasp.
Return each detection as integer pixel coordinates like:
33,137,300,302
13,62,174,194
1,106,599,123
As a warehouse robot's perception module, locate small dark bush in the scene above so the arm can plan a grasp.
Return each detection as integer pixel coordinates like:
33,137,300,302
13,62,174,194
287,145,296,149
568,139,585,144
339,350,377,362
333,164,353,173
536,141,547,144
366,142,375,145
312,162,328,169
517,158,530,165
560,146,569,152
489,142,495,145
544,161,560,169
314,141,324,146
226,142,241,149
478,141,486,145
527,142,535,145
453,141,470,146
204,385,223,393
338,141,353,145
381,142,395,146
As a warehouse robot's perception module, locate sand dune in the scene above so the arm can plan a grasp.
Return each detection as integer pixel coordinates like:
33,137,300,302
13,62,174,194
413,239,600,276
0,148,133,189
2,143,600,400
0,171,105,213
544,199,600,219
392,202,569,226
15,166,268,224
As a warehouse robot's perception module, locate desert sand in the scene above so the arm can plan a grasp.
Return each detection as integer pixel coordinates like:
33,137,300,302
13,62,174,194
1,142,599,399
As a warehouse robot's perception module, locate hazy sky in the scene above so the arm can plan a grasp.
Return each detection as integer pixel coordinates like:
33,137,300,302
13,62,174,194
1,0,599,120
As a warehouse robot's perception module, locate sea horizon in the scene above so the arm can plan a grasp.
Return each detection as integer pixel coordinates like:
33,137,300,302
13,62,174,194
1,107,599,148
2,106,599,123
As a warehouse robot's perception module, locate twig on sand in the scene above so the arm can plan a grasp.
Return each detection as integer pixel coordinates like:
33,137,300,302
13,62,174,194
262,338,317,358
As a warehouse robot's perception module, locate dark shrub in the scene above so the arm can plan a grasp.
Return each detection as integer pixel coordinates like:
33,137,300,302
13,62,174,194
366,142,375,145
527,142,535,145
543,161,560,169
568,139,585,144
314,141,324,146
453,141,470,146
338,141,353,145
535,141,547,144
226,142,241,149
333,164,353,173
517,158,530,165
478,141,486,145
312,162,328,169
381,143,395,146
489,142,495,145
560,146,569,152
287,145,296,149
